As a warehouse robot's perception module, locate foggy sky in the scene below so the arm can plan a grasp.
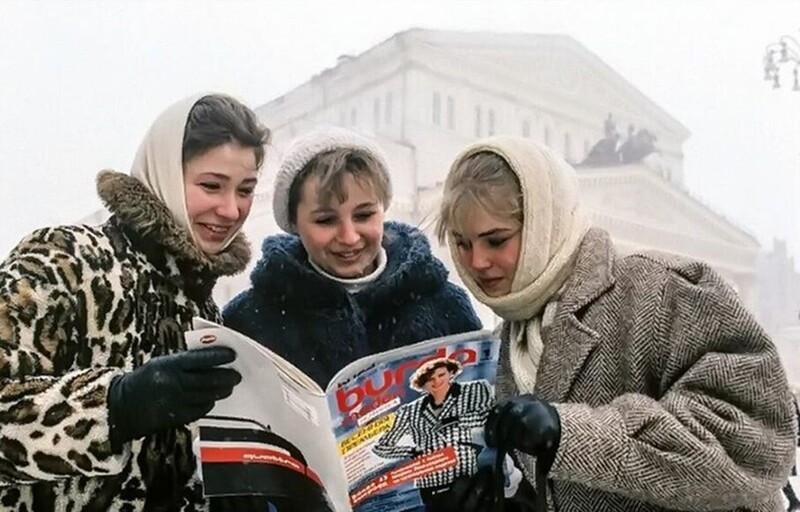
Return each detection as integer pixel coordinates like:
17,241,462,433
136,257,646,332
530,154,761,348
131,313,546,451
1,0,798,262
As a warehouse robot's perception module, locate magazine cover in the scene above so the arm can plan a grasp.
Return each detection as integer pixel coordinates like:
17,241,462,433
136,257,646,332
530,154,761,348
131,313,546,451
186,320,508,512
328,337,500,512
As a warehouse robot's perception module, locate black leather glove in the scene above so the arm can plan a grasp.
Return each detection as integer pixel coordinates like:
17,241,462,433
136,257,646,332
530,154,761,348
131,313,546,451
485,394,561,473
442,466,502,512
108,347,241,449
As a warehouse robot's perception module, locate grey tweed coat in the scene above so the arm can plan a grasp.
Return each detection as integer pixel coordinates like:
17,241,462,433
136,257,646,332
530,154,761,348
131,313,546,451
497,228,797,511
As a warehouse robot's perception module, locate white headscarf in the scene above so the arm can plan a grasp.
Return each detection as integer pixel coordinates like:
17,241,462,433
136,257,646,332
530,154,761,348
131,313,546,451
447,137,590,391
130,92,242,252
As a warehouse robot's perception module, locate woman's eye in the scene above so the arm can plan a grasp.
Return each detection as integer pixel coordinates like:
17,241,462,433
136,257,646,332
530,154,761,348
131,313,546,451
314,217,335,225
237,187,255,197
487,238,508,248
455,239,470,250
354,211,376,221
200,182,221,191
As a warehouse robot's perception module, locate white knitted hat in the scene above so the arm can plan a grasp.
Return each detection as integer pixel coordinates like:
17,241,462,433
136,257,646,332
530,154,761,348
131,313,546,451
272,126,392,233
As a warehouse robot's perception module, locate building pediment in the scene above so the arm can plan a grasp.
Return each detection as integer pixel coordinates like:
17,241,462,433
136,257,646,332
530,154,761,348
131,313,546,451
398,29,690,142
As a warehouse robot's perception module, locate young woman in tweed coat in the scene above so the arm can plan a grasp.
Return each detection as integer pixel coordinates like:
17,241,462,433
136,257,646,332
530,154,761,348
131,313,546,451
434,136,798,512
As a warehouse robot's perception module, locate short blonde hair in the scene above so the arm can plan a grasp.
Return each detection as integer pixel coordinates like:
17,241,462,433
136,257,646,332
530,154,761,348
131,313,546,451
436,151,523,244
288,148,391,225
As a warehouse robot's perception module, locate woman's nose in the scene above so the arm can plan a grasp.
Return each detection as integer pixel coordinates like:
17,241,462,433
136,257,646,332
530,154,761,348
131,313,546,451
337,220,360,245
216,193,240,220
470,246,491,270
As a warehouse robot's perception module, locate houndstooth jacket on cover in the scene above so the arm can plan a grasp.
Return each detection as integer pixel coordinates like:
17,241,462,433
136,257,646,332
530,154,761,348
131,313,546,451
372,380,494,489
496,228,797,512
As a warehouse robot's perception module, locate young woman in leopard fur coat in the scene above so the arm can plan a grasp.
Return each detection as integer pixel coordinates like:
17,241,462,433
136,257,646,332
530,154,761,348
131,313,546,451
0,93,269,511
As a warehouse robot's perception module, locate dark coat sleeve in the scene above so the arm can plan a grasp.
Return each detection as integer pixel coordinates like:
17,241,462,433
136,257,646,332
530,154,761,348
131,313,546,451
431,282,483,334
221,288,265,342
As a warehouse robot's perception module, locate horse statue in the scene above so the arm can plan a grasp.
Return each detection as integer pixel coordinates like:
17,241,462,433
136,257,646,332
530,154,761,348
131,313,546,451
580,134,621,166
619,128,658,164
578,117,659,168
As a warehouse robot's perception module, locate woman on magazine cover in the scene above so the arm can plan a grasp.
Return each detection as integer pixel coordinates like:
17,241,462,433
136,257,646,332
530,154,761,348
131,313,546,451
434,136,797,512
222,126,481,387
0,93,270,511
372,357,493,510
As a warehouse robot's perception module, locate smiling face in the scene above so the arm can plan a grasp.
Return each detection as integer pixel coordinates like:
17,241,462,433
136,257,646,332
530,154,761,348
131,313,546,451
294,173,385,278
452,206,522,297
423,366,455,404
183,141,258,254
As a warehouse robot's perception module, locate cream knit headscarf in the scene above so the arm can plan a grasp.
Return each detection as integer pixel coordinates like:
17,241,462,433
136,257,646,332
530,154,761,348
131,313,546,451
130,92,241,252
447,137,589,392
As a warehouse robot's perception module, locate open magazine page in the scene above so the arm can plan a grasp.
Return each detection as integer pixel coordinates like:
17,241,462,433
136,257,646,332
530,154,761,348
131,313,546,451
185,319,350,512
324,331,500,512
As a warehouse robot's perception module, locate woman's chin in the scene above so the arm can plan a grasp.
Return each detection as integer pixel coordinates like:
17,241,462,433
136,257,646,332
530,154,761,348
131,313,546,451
328,264,365,279
325,256,377,278
194,235,226,255
480,286,509,298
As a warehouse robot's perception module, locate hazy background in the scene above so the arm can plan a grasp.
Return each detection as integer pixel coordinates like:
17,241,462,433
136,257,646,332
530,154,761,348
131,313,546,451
1,0,798,262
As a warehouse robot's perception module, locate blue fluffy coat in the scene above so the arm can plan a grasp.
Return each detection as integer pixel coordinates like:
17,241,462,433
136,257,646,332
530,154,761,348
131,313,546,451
222,222,482,386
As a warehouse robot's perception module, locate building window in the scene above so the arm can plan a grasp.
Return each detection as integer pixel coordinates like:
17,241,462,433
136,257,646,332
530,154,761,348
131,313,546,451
544,127,551,147
488,109,496,136
350,107,357,126
432,92,441,125
447,95,455,130
522,120,530,138
373,97,380,130
564,133,572,162
474,106,482,137
385,92,393,125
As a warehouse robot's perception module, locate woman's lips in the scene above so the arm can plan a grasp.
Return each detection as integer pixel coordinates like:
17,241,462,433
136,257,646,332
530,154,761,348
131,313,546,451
332,248,363,262
478,276,503,288
198,223,232,241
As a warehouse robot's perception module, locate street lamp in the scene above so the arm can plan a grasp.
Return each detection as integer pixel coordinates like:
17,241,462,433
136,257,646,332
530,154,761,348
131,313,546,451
763,32,800,91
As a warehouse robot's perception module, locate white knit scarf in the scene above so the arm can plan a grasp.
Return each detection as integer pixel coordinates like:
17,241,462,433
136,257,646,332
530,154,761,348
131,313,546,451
130,92,243,253
448,137,589,393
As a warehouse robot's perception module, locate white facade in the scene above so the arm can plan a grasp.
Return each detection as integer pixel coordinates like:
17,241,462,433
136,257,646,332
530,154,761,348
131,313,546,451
214,29,758,328
77,29,764,333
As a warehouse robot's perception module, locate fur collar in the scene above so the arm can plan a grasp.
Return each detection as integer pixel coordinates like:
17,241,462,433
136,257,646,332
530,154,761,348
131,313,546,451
249,221,449,310
96,170,250,277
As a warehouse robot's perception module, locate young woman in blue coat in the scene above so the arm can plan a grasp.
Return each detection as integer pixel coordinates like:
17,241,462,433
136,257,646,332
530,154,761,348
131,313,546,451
223,126,482,387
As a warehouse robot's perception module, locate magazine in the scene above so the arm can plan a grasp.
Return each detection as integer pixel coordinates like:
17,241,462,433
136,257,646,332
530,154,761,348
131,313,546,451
185,318,506,512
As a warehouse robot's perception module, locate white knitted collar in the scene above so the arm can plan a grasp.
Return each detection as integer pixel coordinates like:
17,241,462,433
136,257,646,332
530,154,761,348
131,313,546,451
308,247,388,294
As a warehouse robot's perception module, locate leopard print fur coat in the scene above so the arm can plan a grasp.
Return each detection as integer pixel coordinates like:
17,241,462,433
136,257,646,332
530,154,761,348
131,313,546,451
0,170,250,511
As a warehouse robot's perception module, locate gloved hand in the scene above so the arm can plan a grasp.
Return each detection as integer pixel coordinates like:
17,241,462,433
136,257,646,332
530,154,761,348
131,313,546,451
485,394,561,473
108,347,241,449
441,466,501,512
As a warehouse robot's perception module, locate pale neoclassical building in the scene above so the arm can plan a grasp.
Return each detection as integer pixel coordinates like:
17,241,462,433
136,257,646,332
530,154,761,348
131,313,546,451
211,29,759,329
75,30,762,333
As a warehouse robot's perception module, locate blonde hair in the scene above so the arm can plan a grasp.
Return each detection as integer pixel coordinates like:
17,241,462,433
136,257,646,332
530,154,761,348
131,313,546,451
436,151,523,244
288,148,390,225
